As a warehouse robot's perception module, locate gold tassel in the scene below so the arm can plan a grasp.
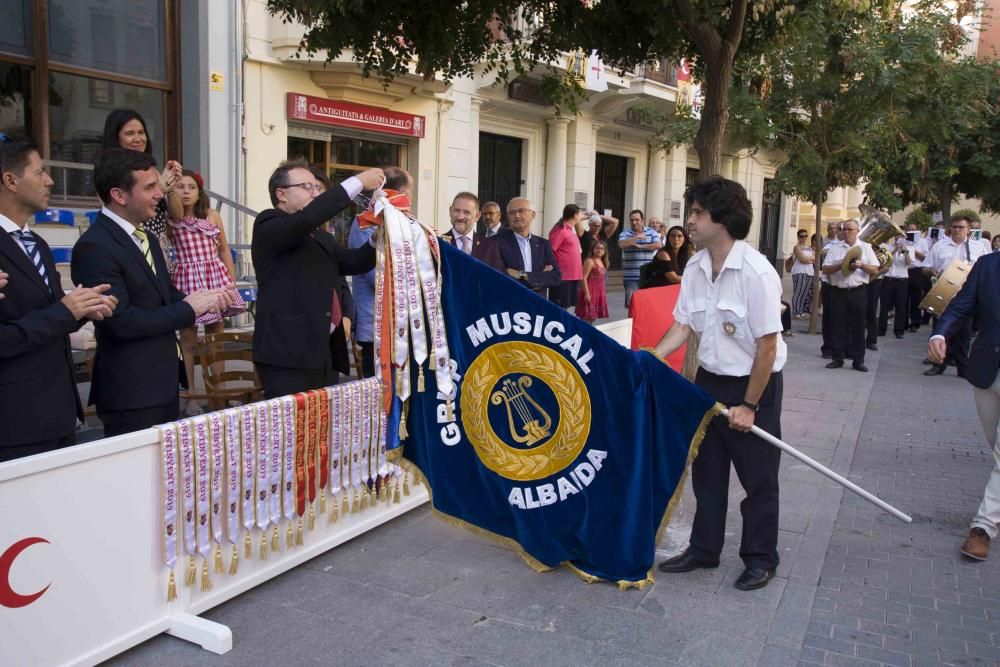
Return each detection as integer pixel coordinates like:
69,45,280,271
167,570,177,602
244,532,252,559
393,479,401,504
399,406,409,440
214,544,224,575
286,522,294,549
342,493,350,515
185,555,196,587
445,399,455,421
370,486,378,507
403,472,411,496
259,532,268,560
297,518,304,545
229,544,239,576
417,365,425,393
319,493,327,514
200,559,212,592
329,497,339,524
271,525,280,553
396,367,403,390
361,488,369,511
351,489,360,513
308,505,316,530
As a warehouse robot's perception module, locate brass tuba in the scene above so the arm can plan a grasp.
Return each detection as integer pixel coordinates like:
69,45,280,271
856,204,904,273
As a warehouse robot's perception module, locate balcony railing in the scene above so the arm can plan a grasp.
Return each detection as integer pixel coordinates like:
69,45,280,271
638,59,679,87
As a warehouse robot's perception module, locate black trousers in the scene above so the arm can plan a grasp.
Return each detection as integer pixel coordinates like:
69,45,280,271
932,318,973,375
865,280,880,345
358,341,375,378
257,361,338,399
690,368,783,570
821,281,833,355
100,399,179,438
830,285,868,365
878,277,908,336
781,300,791,333
0,433,76,463
907,267,929,328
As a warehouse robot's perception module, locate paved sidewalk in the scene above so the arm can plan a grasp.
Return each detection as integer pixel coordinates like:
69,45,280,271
110,312,998,666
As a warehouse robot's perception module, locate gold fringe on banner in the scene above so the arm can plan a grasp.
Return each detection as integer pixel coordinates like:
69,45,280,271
319,493,327,515
244,532,252,559
229,544,239,576
185,555,196,587
286,522,294,549
259,532,268,560
393,478,401,504
200,559,212,592
166,570,177,602
214,544,224,575
297,518,304,545
271,525,280,553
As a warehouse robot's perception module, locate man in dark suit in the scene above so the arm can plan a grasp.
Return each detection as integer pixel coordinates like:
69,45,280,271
0,134,116,461
929,252,1000,561
72,148,230,437
252,161,384,398
494,197,561,296
440,192,500,269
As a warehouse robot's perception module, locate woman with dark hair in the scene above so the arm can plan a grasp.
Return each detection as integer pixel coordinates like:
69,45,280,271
548,203,586,308
170,169,244,404
101,109,183,267
641,225,692,288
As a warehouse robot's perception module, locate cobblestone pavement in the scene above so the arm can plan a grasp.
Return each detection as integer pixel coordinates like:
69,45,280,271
109,302,998,667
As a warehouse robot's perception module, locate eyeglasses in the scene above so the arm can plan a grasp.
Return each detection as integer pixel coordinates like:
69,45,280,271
280,182,321,194
507,207,533,216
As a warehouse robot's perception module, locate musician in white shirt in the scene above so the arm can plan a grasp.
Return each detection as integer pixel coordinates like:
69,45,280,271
822,221,879,371
654,177,785,591
905,224,930,333
925,215,987,377
879,237,912,339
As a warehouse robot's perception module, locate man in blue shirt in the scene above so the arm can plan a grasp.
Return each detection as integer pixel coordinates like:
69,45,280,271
348,167,412,377
619,209,662,307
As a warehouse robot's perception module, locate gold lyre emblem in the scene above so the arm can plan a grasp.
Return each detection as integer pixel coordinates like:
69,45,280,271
490,376,552,448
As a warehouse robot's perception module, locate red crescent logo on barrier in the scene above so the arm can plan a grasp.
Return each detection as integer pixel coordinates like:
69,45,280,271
0,537,51,609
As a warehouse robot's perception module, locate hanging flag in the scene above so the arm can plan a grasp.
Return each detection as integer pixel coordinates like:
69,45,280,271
584,50,608,92
389,241,720,587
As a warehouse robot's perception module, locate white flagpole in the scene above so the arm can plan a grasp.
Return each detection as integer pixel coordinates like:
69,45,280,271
719,408,912,524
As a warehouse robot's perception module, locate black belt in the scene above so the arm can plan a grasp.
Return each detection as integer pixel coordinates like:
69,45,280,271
834,285,867,292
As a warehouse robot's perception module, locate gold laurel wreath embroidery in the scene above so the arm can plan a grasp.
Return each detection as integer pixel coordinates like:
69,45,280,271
463,345,589,480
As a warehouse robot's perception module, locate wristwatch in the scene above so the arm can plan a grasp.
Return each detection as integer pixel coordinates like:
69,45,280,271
740,400,759,412
519,270,526,280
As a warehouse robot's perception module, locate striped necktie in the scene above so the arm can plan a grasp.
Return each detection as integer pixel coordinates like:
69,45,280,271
133,229,158,275
11,229,51,292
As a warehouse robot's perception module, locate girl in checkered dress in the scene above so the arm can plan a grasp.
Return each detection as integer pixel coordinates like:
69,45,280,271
170,170,245,393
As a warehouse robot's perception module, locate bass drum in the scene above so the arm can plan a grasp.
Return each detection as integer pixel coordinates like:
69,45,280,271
919,258,972,316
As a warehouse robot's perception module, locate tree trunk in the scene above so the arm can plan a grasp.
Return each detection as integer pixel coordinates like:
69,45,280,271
938,182,952,223
691,57,733,180
808,194,824,335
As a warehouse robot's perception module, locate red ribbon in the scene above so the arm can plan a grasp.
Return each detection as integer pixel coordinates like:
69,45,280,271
306,391,318,503
294,393,307,517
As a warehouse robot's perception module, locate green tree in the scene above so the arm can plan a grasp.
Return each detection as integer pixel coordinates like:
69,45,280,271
265,0,807,179
732,3,944,333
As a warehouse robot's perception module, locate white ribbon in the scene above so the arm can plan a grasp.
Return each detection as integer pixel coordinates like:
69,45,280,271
254,403,270,532
208,413,225,548
386,209,412,399
193,417,213,562
239,405,257,535
360,381,372,489
268,399,284,526
178,420,197,560
160,425,179,570
329,387,342,498
414,224,452,397
223,409,242,546
350,383,363,492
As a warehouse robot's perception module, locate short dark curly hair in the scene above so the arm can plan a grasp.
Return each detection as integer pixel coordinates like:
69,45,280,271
684,177,752,240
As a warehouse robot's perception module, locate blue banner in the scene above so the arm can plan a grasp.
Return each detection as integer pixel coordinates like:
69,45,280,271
396,242,719,586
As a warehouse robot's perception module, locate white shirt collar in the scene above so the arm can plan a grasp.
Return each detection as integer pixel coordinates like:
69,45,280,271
515,232,532,244
101,206,138,237
697,240,748,278
0,212,28,235
450,228,474,242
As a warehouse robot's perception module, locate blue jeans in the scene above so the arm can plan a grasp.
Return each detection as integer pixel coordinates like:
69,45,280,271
624,279,639,308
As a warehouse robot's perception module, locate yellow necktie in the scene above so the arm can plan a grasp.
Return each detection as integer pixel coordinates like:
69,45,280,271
135,229,182,360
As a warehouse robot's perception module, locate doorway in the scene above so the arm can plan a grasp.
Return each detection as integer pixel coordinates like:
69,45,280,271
593,153,628,269
478,132,524,231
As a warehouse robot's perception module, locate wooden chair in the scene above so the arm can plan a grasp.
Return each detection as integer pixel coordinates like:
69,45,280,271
192,332,262,411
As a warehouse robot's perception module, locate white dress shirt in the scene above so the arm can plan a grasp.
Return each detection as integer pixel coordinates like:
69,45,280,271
673,241,787,376
514,233,533,272
0,213,32,258
881,241,912,279
450,229,474,254
823,240,877,288
909,236,929,268
928,235,986,274
100,207,144,250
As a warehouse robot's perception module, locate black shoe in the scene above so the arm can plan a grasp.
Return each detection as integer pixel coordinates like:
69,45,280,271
894,333,904,339
658,549,719,573
734,567,776,591
825,361,844,369
866,343,878,352
852,364,868,372
924,366,945,376
821,353,832,360
922,358,934,365
909,326,919,333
